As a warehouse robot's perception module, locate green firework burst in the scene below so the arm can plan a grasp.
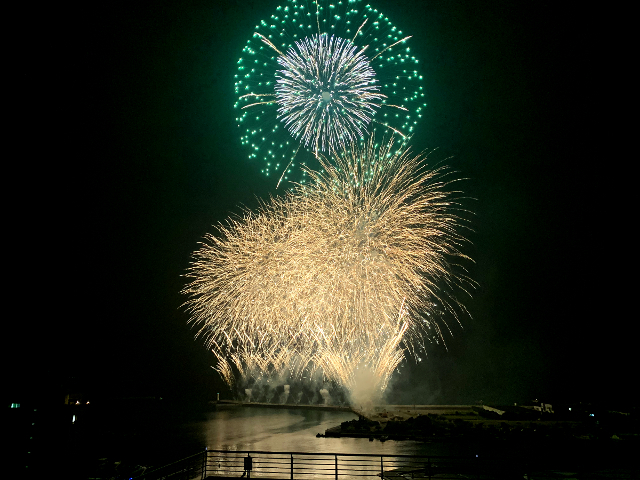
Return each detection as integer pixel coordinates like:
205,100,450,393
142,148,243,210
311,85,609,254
234,0,427,185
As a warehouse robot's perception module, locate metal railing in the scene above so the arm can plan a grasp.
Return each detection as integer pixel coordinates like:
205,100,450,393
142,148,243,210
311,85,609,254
202,450,507,479
131,451,206,480
130,447,640,480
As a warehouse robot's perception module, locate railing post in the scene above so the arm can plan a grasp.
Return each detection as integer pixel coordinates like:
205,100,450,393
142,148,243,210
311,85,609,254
380,456,384,478
335,454,338,480
291,454,294,480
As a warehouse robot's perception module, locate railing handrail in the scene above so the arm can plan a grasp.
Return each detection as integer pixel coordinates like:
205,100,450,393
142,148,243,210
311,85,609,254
133,449,527,479
205,449,473,459
131,450,206,480
203,450,491,480
130,447,638,480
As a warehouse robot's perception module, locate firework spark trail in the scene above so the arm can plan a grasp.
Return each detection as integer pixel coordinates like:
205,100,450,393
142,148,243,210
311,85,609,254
183,139,474,398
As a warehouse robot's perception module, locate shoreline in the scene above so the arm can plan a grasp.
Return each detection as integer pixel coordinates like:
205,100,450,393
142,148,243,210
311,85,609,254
211,400,353,412
211,401,638,446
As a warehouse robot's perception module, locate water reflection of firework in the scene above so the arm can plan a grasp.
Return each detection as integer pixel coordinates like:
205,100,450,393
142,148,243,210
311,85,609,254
183,139,473,402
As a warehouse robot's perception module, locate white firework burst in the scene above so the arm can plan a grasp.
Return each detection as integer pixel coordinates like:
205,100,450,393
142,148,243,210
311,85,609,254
275,33,383,153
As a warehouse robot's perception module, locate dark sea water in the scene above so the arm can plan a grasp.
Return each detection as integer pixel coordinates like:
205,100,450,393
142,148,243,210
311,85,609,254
53,402,637,479
78,403,474,471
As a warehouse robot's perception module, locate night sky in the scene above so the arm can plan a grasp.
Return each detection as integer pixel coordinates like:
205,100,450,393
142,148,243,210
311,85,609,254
11,1,628,407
